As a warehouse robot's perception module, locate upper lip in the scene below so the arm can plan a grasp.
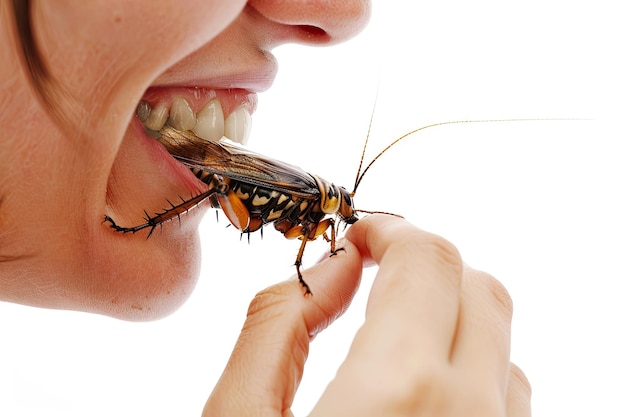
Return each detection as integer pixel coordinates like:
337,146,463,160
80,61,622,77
151,56,279,94
176,66,278,93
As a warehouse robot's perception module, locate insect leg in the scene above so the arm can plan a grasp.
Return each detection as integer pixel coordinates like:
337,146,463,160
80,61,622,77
325,219,346,258
294,233,313,296
310,218,345,258
104,181,228,237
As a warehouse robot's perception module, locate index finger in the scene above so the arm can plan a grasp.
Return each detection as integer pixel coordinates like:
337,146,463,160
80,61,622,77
203,238,363,416
344,215,463,361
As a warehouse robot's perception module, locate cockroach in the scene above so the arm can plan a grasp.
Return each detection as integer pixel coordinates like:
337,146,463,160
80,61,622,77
105,116,558,294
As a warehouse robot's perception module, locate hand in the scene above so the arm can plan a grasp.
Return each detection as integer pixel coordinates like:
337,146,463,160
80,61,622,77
202,215,531,416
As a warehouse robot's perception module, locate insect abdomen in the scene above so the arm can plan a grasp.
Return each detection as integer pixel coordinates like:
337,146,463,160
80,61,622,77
223,179,323,233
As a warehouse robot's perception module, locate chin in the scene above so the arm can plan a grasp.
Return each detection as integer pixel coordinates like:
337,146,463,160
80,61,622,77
86,216,205,321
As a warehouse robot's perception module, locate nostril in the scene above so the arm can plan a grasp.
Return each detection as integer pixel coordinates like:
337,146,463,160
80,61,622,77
247,0,371,46
296,25,330,43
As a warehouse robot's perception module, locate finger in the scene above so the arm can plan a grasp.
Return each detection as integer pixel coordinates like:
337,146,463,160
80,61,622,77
203,238,362,417
452,265,513,390
344,215,463,362
507,363,532,417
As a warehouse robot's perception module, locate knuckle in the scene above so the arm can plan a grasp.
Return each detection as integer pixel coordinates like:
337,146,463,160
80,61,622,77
509,362,532,397
481,273,514,318
375,366,449,415
466,266,514,319
390,230,462,268
418,232,463,277
378,367,507,417
384,231,463,293
422,233,462,263
246,283,291,321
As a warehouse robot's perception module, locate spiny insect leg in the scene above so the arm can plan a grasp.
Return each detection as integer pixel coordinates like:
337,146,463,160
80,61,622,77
104,188,221,237
294,234,313,296
104,213,156,235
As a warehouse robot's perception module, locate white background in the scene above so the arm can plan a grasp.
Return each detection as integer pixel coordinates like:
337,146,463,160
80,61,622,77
2,1,625,416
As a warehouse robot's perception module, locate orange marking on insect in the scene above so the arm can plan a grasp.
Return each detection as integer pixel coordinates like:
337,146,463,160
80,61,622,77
217,190,250,232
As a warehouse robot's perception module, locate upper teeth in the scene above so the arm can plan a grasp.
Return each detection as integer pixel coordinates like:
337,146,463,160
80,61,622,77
136,97,252,145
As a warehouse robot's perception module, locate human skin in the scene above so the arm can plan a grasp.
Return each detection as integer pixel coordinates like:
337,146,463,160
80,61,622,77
0,0,370,319
204,215,531,416
0,1,530,415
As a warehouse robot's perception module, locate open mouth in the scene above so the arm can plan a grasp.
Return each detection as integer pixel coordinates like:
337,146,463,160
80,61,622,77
133,85,259,198
136,86,257,146
105,86,259,230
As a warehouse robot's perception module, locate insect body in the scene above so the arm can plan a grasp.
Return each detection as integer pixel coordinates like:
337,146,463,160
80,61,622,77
106,118,555,294
105,125,362,294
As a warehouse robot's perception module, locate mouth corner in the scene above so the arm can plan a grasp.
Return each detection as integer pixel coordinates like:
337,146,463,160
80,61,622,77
106,85,261,233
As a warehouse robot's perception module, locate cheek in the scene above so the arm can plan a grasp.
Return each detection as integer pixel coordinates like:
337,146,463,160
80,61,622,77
36,0,248,103
6,0,245,320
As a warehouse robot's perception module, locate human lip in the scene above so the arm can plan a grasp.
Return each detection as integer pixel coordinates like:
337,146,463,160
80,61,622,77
110,86,260,225
107,44,279,233
168,69,278,93
139,48,279,144
154,57,279,94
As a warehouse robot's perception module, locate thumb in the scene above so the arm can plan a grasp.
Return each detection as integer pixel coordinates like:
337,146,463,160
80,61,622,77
203,238,363,416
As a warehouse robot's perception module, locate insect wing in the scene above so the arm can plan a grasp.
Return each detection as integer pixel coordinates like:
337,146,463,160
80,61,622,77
157,126,319,198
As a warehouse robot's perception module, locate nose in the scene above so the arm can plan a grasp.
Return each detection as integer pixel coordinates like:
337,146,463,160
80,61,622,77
248,0,371,45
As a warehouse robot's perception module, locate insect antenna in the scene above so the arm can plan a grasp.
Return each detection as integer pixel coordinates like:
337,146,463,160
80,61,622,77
356,208,404,218
351,91,378,196
352,120,474,194
351,118,577,194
